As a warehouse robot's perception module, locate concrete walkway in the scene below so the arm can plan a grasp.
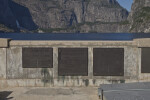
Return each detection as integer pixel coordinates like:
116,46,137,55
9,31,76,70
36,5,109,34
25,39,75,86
0,87,100,100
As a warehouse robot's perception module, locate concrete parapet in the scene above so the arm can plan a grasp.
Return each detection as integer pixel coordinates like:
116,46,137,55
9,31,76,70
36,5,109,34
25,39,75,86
0,38,150,87
134,38,150,47
0,38,10,48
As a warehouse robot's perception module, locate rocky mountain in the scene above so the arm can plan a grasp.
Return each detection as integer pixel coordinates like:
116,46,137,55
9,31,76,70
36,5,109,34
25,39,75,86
129,0,150,33
0,0,130,33
0,0,37,32
2,0,150,33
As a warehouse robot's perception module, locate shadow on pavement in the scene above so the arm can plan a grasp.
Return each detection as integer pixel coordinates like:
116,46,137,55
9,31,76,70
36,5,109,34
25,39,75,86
0,91,13,100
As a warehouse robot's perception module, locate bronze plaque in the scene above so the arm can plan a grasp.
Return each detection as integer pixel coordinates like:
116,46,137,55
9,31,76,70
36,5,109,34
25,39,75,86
93,48,124,76
58,48,88,76
22,48,53,68
141,48,150,73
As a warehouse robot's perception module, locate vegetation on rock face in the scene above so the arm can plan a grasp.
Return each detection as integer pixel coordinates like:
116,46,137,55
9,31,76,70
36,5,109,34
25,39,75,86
130,7,150,32
39,20,130,33
119,20,130,25
0,24,14,32
139,7,150,21
39,28,65,33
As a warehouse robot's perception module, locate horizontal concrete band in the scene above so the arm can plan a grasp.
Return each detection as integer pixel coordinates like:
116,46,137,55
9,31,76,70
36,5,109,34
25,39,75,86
1,38,150,47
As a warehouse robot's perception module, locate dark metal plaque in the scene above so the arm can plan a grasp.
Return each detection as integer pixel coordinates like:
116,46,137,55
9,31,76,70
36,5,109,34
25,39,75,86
93,48,124,76
58,48,88,76
22,48,53,68
141,48,150,73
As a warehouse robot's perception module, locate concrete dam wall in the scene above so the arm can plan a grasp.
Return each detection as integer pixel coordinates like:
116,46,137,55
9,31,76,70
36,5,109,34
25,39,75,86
0,38,150,87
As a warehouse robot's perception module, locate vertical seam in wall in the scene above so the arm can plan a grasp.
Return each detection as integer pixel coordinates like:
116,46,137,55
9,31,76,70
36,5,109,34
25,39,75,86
6,48,7,79
138,48,141,81
53,47,58,79
91,47,93,79
88,47,93,79
124,47,125,78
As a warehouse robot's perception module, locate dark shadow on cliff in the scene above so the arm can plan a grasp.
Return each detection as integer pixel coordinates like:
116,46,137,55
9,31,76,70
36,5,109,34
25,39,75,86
0,91,13,100
0,0,38,31
0,31,4,33
8,0,38,31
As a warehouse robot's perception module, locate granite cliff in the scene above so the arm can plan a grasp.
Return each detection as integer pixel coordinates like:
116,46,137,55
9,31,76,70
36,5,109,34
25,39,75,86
129,0,150,33
0,0,130,33
2,0,150,33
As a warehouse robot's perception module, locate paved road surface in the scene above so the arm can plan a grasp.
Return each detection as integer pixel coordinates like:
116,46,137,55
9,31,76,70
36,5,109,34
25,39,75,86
100,82,150,100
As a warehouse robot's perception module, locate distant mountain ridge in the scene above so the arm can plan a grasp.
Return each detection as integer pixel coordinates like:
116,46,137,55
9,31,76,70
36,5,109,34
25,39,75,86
4,0,150,33
0,0,130,33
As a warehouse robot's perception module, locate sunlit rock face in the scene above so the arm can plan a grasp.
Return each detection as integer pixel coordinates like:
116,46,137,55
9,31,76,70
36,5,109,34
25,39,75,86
3,0,128,33
2,0,150,33
129,0,150,33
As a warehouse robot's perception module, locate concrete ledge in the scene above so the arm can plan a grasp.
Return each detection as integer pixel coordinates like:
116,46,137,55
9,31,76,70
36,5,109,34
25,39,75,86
9,41,136,47
134,38,150,47
0,38,10,48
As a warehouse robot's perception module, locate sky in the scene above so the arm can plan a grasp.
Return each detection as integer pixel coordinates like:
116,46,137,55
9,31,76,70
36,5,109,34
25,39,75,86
117,0,133,11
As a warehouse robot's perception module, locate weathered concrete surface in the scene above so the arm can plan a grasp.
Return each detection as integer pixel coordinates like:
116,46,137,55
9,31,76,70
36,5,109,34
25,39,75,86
7,47,54,80
0,48,6,79
7,47,24,79
0,38,9,47
134,38,150,81
3,40,140,87
0,78,140,88
9,41,136,47
0,87,100,100
124,47,139,79
5,45,139,87
1,39,150,87
135,38,150,47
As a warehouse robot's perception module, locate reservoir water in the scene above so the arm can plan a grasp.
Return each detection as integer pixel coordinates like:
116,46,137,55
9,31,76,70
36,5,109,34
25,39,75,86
1,33,150,41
